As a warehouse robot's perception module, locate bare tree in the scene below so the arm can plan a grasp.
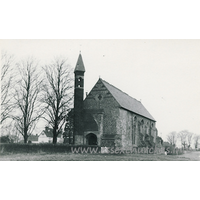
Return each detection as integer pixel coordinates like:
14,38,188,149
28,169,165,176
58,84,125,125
13,58,44,143
1,120,20,143
187,132,193,149
167,131,177,146
1,51,14,124
178,130,188,149
193,134,200,150
41,57,73,144
63,108,74,144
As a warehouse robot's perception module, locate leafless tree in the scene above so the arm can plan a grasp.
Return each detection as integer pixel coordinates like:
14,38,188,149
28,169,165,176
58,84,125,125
186,132,193,149
1,120,20,143
167,131,177,146
178,130,188,149
13,58,44,143
41,57,73,144
1,51,14,124
193,134,200,150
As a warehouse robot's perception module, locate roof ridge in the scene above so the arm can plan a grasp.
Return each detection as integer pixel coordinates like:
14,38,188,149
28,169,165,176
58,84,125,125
100,78,141,103
100,78,155,121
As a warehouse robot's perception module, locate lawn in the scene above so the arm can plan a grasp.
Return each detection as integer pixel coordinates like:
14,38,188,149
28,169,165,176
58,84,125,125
1,151,199,161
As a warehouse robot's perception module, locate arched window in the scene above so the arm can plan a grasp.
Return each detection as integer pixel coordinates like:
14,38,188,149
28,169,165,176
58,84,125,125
145,126,147,134
77,77,82,88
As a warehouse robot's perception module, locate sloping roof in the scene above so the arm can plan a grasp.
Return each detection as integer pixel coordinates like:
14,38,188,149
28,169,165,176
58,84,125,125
74,54,85,72
100,79,156,121
28,135,38,141
43,127,62,138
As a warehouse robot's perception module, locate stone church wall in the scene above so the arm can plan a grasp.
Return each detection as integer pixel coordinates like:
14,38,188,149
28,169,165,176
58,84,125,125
84,86,120,147
117,108,134,149
83,79,157,149
117,108,157,149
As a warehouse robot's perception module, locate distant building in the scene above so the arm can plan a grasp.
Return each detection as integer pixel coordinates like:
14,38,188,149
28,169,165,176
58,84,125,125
162,141,171,147
73,54,158,149
28,135,39,143
38,127,63,143
19,127,63,144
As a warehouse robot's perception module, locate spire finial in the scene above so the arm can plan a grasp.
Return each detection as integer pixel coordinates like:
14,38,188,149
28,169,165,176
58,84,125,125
80,50,81,54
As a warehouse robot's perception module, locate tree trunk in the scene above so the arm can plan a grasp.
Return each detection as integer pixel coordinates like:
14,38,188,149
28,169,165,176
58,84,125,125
24,135,28,143
53,127,57,144
24,127,28,143
53,135,57,144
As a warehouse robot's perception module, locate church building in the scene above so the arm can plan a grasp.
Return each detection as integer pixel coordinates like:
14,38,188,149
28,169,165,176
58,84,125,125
73,53,158,149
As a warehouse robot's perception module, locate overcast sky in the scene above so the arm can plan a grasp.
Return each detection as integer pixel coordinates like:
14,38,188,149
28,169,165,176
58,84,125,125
1,39,200,141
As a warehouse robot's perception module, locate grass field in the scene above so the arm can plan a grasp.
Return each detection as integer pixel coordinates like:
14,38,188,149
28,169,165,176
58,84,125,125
0,151,200,161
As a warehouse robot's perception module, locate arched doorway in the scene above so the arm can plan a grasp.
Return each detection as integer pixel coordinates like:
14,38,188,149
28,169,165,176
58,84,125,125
86,133,97,145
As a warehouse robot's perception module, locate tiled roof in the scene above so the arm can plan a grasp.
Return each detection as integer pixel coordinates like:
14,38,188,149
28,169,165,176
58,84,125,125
101,79,156,121
74,54,85,72
43,127,62,138
28,135,38,141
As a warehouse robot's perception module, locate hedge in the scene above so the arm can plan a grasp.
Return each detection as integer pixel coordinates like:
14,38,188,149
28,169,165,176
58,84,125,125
0,143,101,154
0,143,185,155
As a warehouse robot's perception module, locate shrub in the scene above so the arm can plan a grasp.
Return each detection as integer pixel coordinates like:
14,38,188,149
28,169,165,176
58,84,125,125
0,135,10,143
165,146,184,155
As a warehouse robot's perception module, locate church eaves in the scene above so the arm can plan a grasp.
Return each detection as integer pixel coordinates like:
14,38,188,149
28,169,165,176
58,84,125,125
74,54,85,72
100,78,156,121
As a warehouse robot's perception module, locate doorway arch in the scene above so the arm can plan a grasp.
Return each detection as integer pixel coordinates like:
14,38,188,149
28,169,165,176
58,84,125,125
86,133,97,145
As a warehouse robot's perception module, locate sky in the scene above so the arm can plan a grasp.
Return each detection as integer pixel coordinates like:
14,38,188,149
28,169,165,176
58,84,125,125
1,39,200,141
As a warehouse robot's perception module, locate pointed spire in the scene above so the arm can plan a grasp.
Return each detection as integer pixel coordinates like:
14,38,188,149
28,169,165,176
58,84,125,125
74,53,85,73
